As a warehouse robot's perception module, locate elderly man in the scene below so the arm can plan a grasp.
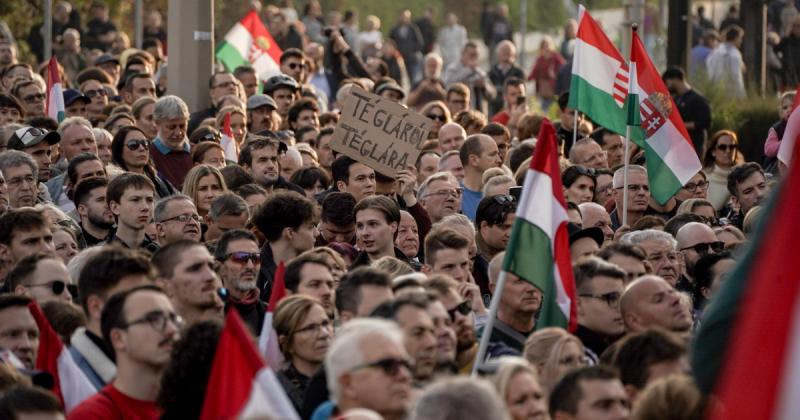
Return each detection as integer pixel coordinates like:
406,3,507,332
323,319,413,420
0,151,40,208
621,229,680,287
620,275,693,335
579,202,614,246
610,165,650,230
150,95,193,188
247,94,279,134
407,53,447,109
419,172,462,224
569,138,609,169
154,195,202,245
675,222,723,292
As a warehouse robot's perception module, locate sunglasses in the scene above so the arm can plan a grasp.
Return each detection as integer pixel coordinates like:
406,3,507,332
23,93,45,103
126,139,150,150
493,194,515,206
225,252,262,265
28,280,78,297
447,300,472,321
351,357,413,376
680,241,724,256
287,62,308,70
716,144,737,152
84,89,107,99
426,113,446,122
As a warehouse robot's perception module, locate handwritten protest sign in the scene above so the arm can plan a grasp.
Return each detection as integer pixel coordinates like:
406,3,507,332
331,87,432,177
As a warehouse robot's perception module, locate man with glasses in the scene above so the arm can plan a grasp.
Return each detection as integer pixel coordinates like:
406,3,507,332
69,285,179,418
187,72,239,135
610,165,650,230
574,257,626,364
153,195,201,246
79,79,109,120
323,318,413,420
11,80,45,118
7,253,75,304
285,253,336,318
460,134,502,221
620,275,693,335
621,229,681,287
419,171,461,224
0,151,40,209
675,222,723,293
152,240,224,326
280,49,310,85
214,229,265,334
425,276,480,373
569,137,609,170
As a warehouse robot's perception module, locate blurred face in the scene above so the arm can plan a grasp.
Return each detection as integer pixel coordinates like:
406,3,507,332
602,133,625,168
205,212,248,242
290,304,332,367
505,371,547,420
280,154,299,180
733,171,767,215
122,130,150,169
676,172,708,201
716,229,743,250
473,137,502,171
504,84,525,109
581,206,613,244
570,379,630,420
396,305,437,380
246,145,280,186
238,72,259,97
572,141,608,169
500,272,542,315
61,124,97,161
200,147,226,169
22,258,74,304
18,84,45,117
428,247,470,283
343,335,412,418
481,212,515,250
290,220,319,254
438,124,466,153
594,174,614,206
571,237,599,262
156,117,188,150
0,106,21,126
229,113,247,144
135,102,158,139
295,263,335,315
95,132,113,164
639,239,680,286
210,73,238,103
82,80,108,116
446,92,468,115
428,300,456,364
678,225,720,273
712,135,738,167
116,291,181,367
607,254,648,284
439,155,465,181
417,154,440,185
195,174,224,214
613,171,650,213
53,230,78,265
73,159,106,186
395,212,419,259
4,164,37,208
281,56,308,84
218,239,261,293
294,109,319,131
566,175,595,204
316,134,334,168
781,96,794,120
356,209,397,257
339,162,376,202
420,179,461,223
626,278,693,332
110,187,155,231
157,199,202,243
0,306,39,369
65,99,88,118
578,275,624,336
0,173,6,213
167,246,223,313
318,220,356,245
126,77,157,104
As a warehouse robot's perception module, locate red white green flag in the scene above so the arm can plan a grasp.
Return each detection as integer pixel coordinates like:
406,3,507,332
628,30,702,204
46,57,65,123
502,119,577,331
216,11,282,83
220,111,238,161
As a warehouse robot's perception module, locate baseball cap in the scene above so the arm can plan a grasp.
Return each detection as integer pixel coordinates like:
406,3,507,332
8,127,60,150
94,54,120,66
374,81,405,99
263,74,299,94
63,89,90,106
247,94,277,111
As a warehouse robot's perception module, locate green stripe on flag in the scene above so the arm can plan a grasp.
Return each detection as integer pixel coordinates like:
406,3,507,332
503,220,568,329
216,41,249,72
568,76,628,137
625,93,640,127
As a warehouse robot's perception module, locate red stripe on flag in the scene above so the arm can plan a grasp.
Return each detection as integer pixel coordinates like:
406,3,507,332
223,112,233,137
268,261,287,310
239,11,283,65
28,302,66,408
45,58,60,118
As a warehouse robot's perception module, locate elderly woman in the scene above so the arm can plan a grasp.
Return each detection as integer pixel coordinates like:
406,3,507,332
491,357,548,420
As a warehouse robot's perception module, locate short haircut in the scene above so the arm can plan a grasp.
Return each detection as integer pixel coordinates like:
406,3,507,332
106,172,155,205
0,94,24,116
66,152,103,187
418,171,457,201
597,242,647,262
612,328,686,390
233,65,256,79
77,246,153,313
573,257,626,292
353,195,400,226
238,136,280,167
252,191,316,242
724,25,744,42
620,229,677,249
612,164,647,188
0,150,37,178
663,213,704,238
291,166,331,192
661,66,685,82
320,191,356,226
475,194,517,228
123,73,151,93
284,252,332,292
153,194,194,223
151,240,203,278
424,226,470,266
692,250,732,307
57,115,93,139
280,48,305,64
208,71,232,89
335,266,392,314
411,377,508,420
459,134,486,166
287,98,319,126
153,95,189,122
446,82,470,98
221,166,255,191
234,183,267,200
73,176,109,208
509,141,535,173
0,208,48,246
330,155,359,185
504,76,525,91
371,255,414,278
207,192,249,221
0,386,63,418
557,91,570,111
5,253,56,292
213,229,257,261
100,284,165,357
370,292,431,320
549,365,621,418
481,122,510,141
727,162,764,197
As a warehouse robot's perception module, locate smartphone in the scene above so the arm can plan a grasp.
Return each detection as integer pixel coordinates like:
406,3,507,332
516,96,527,105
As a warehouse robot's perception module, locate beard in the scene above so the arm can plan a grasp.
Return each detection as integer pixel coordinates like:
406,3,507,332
88,211,115,229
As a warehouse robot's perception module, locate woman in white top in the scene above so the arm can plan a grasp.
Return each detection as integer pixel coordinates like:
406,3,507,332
702,129,744,210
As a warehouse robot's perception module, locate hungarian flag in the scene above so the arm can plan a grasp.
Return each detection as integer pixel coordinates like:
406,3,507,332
45,57,65,123
628,30,701,204
220,111,238,162
28,302,96,412
216,11,282,83
502,119,577,332
692,121,800,419
258,261,286,368
568,6,629,136
201,310,298,420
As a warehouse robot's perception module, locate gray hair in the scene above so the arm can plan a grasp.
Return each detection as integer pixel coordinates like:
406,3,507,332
283,146,303,168
154,95,190,122
482,174,515,196
438,150,461,169
92,127,112,143
418,171,458,201
613,165,647,188
411,377,510,420
0,150,38,178
325,318,404,404
57,116,94,139
208,192,249,220
67,245,105,282
437,213,475,236
620,229,677,249
154,194,195,222
568,137,599,163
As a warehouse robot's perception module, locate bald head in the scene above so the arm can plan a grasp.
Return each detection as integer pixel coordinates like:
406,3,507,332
579,202,613,244
676,222,719,275
438,123,467,153
620,275,693,333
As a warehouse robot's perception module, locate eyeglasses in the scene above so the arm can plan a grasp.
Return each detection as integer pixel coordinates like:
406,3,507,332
682,180,709,191
614,184,650,192
83,89,107,99
7,174,37,187
159,213,202,224
426,113,446,122
22,93,45,103
680,241,724,256
122,310,183,332
492,194,515,206
224,252,262,265
350,357,413,377
295,319,333,336
28,280,78,297
716,144,737,152
126,139,150,150
425,188,463,199
447,300,472,321
578,291,621,308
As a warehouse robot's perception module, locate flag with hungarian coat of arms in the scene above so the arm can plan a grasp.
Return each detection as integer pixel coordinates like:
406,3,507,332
216,11,282,82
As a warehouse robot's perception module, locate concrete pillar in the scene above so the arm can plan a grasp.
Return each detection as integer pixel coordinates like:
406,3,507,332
167,0,214,113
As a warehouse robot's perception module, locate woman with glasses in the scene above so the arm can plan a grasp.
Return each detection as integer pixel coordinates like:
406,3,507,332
273,295,333,412
523,327,587,394
111,126,176,198
675,170,709,202
677,198,718,225
419,101,451,138
561,165,596,204
491,357,548,420
182,164,228,218
702,130,744,211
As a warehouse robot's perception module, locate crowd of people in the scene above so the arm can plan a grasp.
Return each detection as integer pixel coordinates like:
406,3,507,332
0,1,785,419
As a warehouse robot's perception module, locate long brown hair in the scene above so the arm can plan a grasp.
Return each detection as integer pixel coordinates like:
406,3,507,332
702,130,743,168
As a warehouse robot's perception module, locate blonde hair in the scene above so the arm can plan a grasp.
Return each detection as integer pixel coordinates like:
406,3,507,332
491,356,541,402
523,327,584,392
272,295,324,359
742,205,764,236
630,375,704,420
215,105,247,129
371,256,414,279
181,164,228,208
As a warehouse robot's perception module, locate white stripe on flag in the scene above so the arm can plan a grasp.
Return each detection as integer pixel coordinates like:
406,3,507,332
649,122,703,183
518,169,569,245
572,39,627,98
238,367,300,420
224,23,252,59
258,312,285,368
57,348,97,412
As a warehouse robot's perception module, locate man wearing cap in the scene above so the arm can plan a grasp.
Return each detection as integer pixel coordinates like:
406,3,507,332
264,74,300,119
375,82,406,104
247,94,280,134
568,222,604,263
95,54,121,86
8,126,60,185
63,89,90,119
187,72,239,135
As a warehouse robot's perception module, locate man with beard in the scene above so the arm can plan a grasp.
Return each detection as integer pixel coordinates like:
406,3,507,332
239,137,304,194
73,177,114,246
621,230,680,287
284,253,336,318
153,195,202,245
425,276,479,373
215,229,265,334
620,275,694,336
675,222,722,293
152,241,224,325
574,258,626,364
727,162,768,230
69,286,180,419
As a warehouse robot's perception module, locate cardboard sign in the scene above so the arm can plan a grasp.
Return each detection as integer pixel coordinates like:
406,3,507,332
331,87,432,177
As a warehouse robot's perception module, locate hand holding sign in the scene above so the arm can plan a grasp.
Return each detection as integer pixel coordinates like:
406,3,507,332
331,87,432,178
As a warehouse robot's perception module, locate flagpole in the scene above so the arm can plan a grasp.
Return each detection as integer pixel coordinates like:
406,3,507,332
622,126,631,226
572,109,578,151
471,270,508,376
